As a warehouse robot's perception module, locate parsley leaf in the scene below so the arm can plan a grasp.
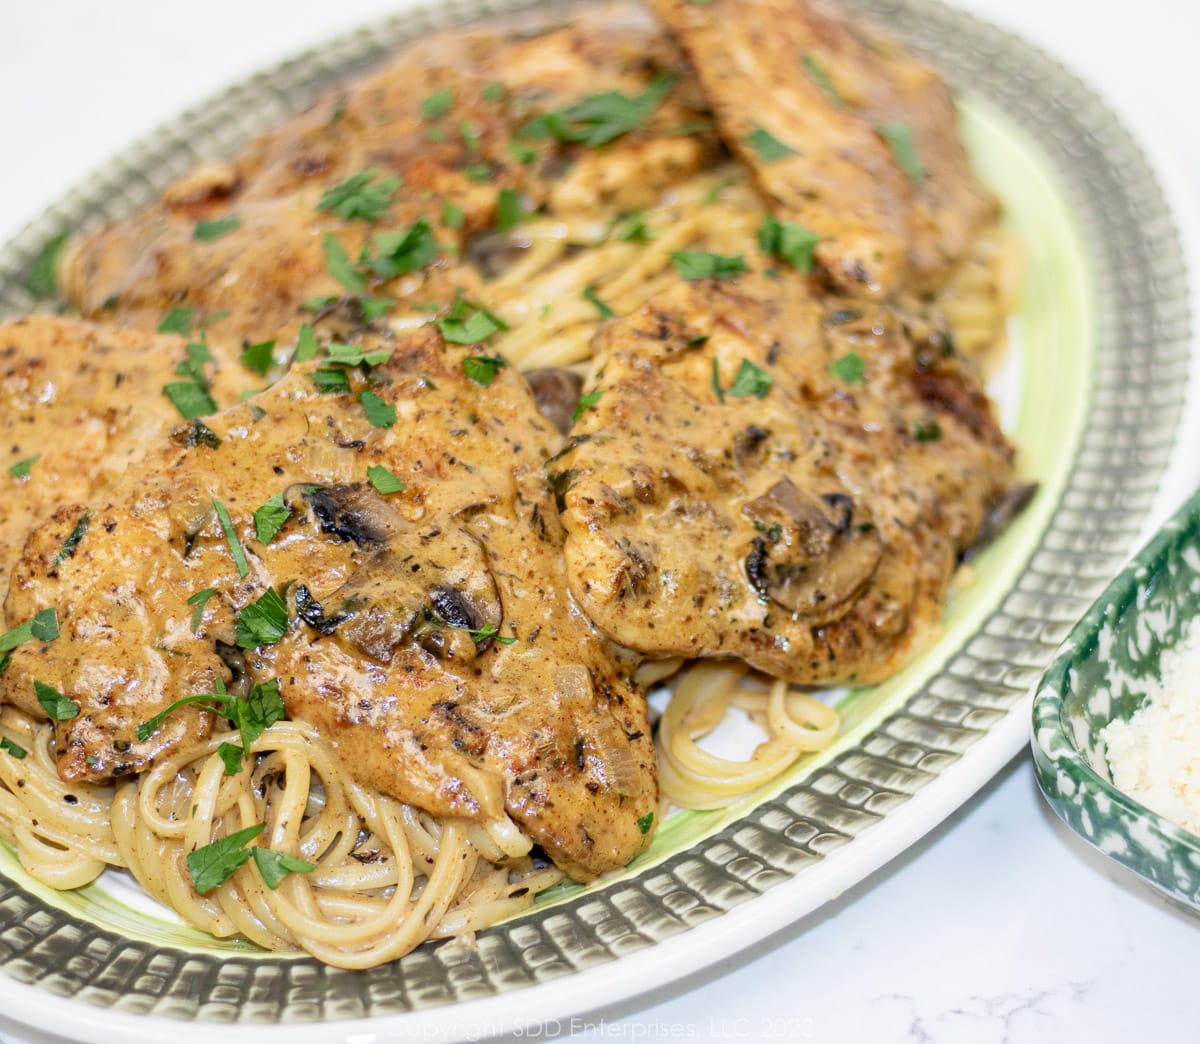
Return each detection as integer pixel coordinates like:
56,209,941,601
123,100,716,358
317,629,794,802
671,251,747,281
573,390,602,421
482,82,506,103
188,823,265,893
25,232,68,299
876,122,925,181
913,419,942,442
463,355,507,386
367,464,407,494
34,680,79,721
212,499,250,578
157,306,195,336
241,679,286,746
239,340,276,377
803,54,845,108
363,218,439,279
8,455,38,478
163,381,218,420
193,216,241,242
445,621,516,645
323,234,367,295
317,169,401,223
726,359,774,399
496,188,525,233
253,493,291,546
294,324,320,362
236,588,289,648
758,215,821,273
442,201,465,229
830,352,866,384
217,741,246,775
420,88,455,121
0,736,27,760
609,210,655,243
438,295,508,345
359,389,397,428
54,513,90,567
507,138,538,165
744,126,799,163
637,811,654,835
326,343,392,368
187,588,217,632
0,608,60,653
253,847,317,889
519,73,675,148
309,368,351,395
582,287,614,319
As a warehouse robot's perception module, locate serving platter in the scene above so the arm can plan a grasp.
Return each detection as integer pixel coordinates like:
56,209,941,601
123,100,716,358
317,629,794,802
0,0,1192,1040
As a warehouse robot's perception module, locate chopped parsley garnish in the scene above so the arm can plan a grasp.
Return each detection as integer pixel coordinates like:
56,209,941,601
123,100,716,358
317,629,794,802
725,359,774,399
0,736,27,760
8,455,38,478
239,340,276,377
193,216,241,242
438,294,508,345
637,811,654,835
830,351,866,385
252,493,291,546
163,381,218,420
187,588,217,633
671,251,747,281
442,201,465,229
802,53,845,108
482,82,505,103
758,215,821,273
609,210,654,243
744,126,799,163
34,680,79,721
25,232,68,299
876,121,925,181
294,323,319,362
507,138,538,165
174,338,214,384
236,588,289,648
359,389,397,428
363,218,439,279
367,464,407,494
420,88,456,121
137,677,285,778
324,234,367,296
449,622,516,646
582,287,615,319
459,119,481,155
55,512,90,567
212,499,249,578
326,343,392,368
462,163,493,183
913,419,943,442
0,608,59,653
309,368,351,395
157,306,195,336
573,390,603,421
496,188,525,233
317,169,401,223
188,823,265,893
217,741,246,775
518,73,675,148
253,847,317,889
463,355,508,386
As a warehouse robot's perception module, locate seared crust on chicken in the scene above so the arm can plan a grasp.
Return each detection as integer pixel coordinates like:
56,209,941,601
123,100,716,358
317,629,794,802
650,0,998,296
2,326,655,880
556,273,1016,684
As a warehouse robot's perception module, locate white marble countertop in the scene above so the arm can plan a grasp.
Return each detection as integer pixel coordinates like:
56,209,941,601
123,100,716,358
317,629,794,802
1,1,1197,1042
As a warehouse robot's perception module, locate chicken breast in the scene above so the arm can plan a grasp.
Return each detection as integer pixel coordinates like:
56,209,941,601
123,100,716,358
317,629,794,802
650,0,998,296
3,323,655,880
556,273,1018,685
0,316,258,592
61,4,716,352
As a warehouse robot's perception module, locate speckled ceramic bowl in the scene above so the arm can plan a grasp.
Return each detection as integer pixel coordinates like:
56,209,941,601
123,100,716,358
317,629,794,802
1033,490,1200,911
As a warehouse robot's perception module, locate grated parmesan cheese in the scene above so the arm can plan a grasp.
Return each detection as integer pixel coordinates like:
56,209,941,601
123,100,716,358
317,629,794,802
1102,620,1200,838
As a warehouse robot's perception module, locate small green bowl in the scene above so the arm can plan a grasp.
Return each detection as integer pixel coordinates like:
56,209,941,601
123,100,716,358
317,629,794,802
1032,489,1200,909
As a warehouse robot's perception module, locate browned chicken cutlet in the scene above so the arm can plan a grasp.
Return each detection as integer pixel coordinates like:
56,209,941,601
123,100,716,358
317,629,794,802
60,4,716,351
650,0,998,297
556,273,1020,685
2,326,655,880
0,317,258,594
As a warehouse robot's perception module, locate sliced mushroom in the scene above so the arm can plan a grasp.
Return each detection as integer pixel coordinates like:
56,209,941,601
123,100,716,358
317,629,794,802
743,478,881,625
284,483,402,546
299,526,504,664
525,368,585,436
